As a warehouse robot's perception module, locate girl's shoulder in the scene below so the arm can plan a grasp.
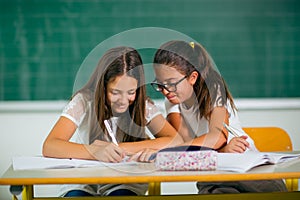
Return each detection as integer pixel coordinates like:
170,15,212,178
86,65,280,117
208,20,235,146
69,92,88,107
71,91,93,105
145,97,158,111
145,97,162,123
61,92,92,127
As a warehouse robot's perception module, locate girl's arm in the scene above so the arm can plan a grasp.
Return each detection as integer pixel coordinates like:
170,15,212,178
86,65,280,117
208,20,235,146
166,112,193,142
118,114,183,154
167,106,249,152
192,106,228,149
42,116,94,159
42,116,125,162
167,107,228,150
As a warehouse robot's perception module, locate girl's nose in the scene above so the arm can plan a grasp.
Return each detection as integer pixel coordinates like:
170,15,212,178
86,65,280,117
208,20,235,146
119,94,129,104
161,88,170,96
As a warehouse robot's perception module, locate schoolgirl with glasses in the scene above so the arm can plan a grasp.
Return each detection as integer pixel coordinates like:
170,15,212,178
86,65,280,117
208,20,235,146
151,40,287,193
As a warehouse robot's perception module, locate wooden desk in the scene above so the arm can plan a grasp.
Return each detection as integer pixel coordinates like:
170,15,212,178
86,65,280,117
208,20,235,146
1,159,300,200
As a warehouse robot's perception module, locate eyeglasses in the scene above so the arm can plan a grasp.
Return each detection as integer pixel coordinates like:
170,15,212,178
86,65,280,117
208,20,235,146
151,76,187,92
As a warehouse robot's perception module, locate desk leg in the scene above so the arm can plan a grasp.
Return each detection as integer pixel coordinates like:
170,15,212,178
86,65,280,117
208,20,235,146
148,182,161,195
22,185,33,200
292,179,299,191
286,178,299,191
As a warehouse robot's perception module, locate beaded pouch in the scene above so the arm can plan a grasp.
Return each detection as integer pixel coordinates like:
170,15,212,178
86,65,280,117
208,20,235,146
155,146,217,171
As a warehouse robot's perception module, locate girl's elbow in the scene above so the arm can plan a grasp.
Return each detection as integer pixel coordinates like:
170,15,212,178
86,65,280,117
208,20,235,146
171,132,184,144
214,138,227,150
172,135,184,145
42,142,48,157
42,140,51,157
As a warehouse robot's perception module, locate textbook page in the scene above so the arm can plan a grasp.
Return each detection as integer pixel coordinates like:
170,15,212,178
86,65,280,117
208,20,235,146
217,151,300,173
12,156,137,170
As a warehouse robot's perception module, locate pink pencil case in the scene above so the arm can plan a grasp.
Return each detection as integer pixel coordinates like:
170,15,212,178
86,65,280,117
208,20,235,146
155,146,217,171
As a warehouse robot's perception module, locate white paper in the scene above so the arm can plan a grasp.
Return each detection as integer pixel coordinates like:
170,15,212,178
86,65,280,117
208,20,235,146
12,156,137,170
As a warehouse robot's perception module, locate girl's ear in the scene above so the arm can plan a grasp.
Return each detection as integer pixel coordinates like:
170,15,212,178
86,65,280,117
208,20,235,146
188,71,199,85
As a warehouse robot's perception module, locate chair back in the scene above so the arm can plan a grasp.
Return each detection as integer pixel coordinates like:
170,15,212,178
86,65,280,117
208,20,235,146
243,127,293,152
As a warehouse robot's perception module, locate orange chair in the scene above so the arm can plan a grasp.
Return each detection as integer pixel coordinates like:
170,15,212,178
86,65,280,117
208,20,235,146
243,127,298,191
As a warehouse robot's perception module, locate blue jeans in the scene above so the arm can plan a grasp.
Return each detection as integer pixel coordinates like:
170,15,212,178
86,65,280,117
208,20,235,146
64,189,137,197
64,190,92,197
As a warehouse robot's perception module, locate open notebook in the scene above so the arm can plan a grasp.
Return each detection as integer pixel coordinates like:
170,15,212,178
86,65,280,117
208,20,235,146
12,156,136,170
217,151,300,172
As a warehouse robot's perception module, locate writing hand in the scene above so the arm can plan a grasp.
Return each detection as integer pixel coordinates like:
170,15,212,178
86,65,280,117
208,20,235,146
223,135,250,153
85,140,126,163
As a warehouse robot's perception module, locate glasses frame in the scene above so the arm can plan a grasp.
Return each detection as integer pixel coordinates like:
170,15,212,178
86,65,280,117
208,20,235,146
151,76,187,92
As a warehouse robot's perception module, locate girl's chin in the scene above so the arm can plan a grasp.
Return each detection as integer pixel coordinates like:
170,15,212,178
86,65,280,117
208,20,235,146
168,98,181,105
113,107,128,114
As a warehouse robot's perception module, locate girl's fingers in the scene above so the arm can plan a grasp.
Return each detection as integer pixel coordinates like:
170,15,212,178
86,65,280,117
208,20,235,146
138,151,150,162
233,137,249,148
109,145,127,162
128,151,143,162
238,137,250,148
92,143,126,162
228,137,249,153
128,149,157,162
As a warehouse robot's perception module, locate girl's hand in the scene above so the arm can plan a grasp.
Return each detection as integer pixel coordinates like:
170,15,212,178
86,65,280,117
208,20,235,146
222,135,250,153
85,140,126,163
128,148,158,163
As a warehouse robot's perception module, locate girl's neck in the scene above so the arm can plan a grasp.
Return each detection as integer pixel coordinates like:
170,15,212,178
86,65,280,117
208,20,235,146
182,93,197,109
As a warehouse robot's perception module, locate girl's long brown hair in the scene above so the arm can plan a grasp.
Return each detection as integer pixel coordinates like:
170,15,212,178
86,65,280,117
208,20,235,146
154,40,236,120
74,46,146,144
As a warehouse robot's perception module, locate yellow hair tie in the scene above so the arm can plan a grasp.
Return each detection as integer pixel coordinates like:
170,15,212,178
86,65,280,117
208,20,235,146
189,42,195,49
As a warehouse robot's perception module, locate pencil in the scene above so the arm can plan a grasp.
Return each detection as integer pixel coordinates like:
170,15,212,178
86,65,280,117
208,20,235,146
104,120,118,146
223,122,240,137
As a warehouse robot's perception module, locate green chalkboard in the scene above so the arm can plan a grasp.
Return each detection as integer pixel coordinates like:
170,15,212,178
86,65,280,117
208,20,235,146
0,0,299,100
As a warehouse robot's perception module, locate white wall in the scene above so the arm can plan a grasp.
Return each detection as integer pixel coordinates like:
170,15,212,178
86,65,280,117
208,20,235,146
0,99,300,199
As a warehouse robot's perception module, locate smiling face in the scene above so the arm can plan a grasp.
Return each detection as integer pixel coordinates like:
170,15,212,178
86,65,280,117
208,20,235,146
153,64,198,105
106,74,138,114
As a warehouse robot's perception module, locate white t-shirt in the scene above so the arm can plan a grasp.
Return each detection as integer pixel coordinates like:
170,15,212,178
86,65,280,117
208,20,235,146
165,99,258,151
58,92,161,196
